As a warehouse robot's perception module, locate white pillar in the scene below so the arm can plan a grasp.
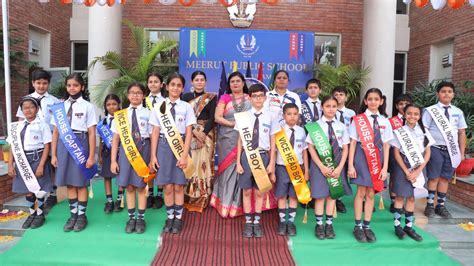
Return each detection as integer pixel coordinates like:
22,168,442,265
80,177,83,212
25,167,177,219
361,0,396,116
87,5,122,109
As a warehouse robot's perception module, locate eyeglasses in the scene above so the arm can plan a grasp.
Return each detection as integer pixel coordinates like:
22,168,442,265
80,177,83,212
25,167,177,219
128,92,144,96
251,94,265,99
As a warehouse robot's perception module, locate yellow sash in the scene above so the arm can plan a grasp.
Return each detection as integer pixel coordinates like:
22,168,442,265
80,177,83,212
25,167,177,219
145,97,153,110
155,103,195,179
234,112,272,193
115,108,155,182
275,128,311,204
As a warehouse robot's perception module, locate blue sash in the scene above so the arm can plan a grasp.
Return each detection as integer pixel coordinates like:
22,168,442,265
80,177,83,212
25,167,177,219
51,102,97,180
97,119,113,150
301,101,314,124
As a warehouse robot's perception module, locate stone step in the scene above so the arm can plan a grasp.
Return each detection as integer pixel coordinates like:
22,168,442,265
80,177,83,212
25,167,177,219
441,248,474,266
0,236,21,254
2,196,29,212
0,217,27,237
424,224,474,249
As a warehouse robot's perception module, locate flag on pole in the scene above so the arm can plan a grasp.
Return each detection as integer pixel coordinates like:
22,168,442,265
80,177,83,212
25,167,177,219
268,64,278,91
245,61,252,78
257,62,263,82
218,61,228,98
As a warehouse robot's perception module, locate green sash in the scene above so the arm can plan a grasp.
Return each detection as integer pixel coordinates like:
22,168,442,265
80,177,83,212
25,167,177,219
305,122,344,199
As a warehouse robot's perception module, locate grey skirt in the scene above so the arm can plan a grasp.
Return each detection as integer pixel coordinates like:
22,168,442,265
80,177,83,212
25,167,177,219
309,160,352,199
116,139,150,188
99,146,114,178
155,136,188,186
391,155,415,198
55,132,91,187
13,150,52,194
350,143,386,188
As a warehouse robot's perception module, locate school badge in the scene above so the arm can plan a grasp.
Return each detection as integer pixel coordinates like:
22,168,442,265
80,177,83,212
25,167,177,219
227,0,257,28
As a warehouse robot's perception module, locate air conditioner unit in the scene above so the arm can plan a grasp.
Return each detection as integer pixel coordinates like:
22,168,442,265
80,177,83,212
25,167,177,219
442,53,453,68
28,39,40,55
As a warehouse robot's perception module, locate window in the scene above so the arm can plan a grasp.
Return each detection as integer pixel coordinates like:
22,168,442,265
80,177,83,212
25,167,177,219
314,34,340,67
146,29,179,75
397,0,408,15
393,52,407,115
72,42,88,73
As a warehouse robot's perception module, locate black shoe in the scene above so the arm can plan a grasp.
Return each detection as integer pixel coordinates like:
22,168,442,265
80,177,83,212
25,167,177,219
253,223,263,238
364,228,376,243
287,222,297,237
125,218,136,233
277,222,287,236
435,205,452,219
30,214,45,229
146,196,154,209
43,196,57,215
64,216,77,232
243,223,253,238
404,226,423,242
315,224,325,240
353,226,367,242
22,214,36,229
153,196,164,209
325,224,335,239
114,200,124,212
394,226,406,239
163,218,174,233
336,199,347,213
73,216,88,232
135,219,146,234
424,205,435,218
171,219,183,234
104,201,114,214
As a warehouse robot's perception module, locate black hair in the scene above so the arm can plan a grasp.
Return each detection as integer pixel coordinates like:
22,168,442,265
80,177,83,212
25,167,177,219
65,73,89,101
436,81,455,93
226,71,249,94
166,73,186,87
103,94,121,116
403,104,429,147
359,88,387,117
20,96,40,110
248,83,266,96
146,72,166,97
332,86,347,95
283,102,299,114
31,69,51,82
191,70,207,81
306,78,321,90
320,95,338,117
394,93,412,105
275,70,289,80
127,82,147,107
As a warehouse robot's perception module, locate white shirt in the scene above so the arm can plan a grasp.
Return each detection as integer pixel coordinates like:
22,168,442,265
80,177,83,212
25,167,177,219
112,105,152,138
276,124,307,165
235,107,280,151
422,102,467,146
306,116,349,148
50,97,97,132
397,113,403,120
304,97,322,119
349,110,393,143
148,93,165,108
264,90,302,124
336,106,356,128
390,124,435,155
16,91,59,129
7,118,52,151
149,98,196,134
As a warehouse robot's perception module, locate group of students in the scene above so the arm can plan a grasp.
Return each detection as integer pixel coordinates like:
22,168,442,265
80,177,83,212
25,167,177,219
7,69,466,244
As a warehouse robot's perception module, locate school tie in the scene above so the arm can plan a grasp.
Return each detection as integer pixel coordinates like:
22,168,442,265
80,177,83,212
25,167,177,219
108,117,114,127
251,113,261,150
20,121,30,149
312,102,319,121
170,102,176,120
443,106,450,121
152,96,157,106
371,114,383,151
38,96,45,109
338,110,345,124
67,99,76,123
131,107,142,149
327,121,341,162
289,128,295,148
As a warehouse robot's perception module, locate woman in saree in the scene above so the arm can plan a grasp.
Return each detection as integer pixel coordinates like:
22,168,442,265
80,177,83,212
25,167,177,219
182,71,217,212
210,71,251,218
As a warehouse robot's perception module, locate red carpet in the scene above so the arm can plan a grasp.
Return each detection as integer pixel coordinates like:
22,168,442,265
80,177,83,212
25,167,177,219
152,208,295,265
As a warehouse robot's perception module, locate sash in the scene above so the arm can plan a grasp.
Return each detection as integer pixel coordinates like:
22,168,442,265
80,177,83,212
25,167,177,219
305,122,345,199
191,93,215,118
234,111,272,193
393,125,425,188
51,103,97,180
9,122,47,198
354,114,384,193
115,109,155,182
275,128,311,204
155,103,195,179
97,120,113,150
389,116,404,130
301,101,314,125
145,96,153,110
426,106,462,168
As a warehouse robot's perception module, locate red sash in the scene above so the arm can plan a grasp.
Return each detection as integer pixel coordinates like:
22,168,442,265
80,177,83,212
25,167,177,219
354,114,384,193
389,116,403,130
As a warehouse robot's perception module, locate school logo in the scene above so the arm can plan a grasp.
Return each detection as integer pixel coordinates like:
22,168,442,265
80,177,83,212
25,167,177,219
236,34,260,58
264,128,268,133
33,135,39,140
178,117,184,122
227,0,257,28
75,113,84,118
298,144,302,148
140,122,145,127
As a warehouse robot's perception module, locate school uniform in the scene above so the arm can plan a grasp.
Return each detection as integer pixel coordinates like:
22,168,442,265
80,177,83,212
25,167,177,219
236,107,280,189
300,98,322,125
51,96,97,187
99,114,115,178
422,102,467,180
390,124,435,197
349,110,393,187
111,105,152,188
7,118,53,194
149,98,196,186
148,93,165,108
264,90,302,125
336,106,356,129
306,117,352,198
17,92,59,130
275,124,307,198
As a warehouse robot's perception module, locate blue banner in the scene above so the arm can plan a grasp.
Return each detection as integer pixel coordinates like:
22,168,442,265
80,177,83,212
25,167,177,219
179,28,314,93
51,103,97,180
97,121,113,150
